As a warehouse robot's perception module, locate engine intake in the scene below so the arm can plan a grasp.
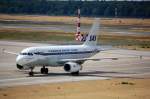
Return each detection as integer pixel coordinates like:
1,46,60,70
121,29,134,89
64,62,81,73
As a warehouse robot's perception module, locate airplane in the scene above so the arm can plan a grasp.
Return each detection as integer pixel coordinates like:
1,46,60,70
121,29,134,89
3,18,119,76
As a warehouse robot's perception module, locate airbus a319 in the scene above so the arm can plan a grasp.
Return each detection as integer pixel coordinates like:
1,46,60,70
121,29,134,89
3,18,118,76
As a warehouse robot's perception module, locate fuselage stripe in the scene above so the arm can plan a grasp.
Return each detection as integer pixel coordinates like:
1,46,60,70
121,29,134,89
33,51,98,56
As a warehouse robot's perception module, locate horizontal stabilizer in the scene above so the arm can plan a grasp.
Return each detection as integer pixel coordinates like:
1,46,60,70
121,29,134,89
2,48,18,55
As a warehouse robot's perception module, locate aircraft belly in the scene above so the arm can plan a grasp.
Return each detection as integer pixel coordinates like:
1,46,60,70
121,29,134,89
25,56,59,66
43,56,59,66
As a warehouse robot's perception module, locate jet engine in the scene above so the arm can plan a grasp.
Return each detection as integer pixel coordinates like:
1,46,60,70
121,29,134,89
64,62,81,73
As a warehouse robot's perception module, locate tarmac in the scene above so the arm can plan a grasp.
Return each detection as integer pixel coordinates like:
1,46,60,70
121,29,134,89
1,23,150,36
0,40,150,87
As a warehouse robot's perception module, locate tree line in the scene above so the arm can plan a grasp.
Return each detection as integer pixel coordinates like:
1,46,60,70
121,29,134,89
0,0,150,18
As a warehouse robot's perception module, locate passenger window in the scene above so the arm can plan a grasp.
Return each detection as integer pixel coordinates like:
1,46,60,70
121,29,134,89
28,53,33,56
20,53,33,56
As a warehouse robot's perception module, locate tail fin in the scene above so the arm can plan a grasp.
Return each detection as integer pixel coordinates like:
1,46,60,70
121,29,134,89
83,18,99,46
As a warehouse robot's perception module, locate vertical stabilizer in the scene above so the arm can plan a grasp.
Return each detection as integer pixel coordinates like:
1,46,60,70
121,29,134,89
83,18,99,46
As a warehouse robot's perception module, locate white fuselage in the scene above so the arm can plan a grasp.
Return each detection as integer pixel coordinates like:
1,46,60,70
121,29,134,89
16,45,99,69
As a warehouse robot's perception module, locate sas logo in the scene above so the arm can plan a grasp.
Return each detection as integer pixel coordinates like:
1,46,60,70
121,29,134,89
81,34,88,41
81,34,96,41
89,35,96,41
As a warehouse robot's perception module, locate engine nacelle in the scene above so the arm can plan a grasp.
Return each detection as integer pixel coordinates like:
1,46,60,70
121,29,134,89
64,62,81,73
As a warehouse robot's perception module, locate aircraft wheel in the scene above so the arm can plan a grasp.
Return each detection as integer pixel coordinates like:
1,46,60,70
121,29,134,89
41,68,45,74
41,67,48,74
29,71,34,76
29,67,34,76
45,68,49,74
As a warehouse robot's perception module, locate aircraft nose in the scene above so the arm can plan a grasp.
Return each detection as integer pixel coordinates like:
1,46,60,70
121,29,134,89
16,55,24,66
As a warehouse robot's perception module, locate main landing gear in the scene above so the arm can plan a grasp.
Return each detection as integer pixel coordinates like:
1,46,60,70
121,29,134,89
40,66,49,74
28,66,49,76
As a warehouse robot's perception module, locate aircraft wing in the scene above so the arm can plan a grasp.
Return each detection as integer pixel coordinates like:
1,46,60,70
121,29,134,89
2,49,18,55
59,56,139,64
59,57,118,64
61,57,118,61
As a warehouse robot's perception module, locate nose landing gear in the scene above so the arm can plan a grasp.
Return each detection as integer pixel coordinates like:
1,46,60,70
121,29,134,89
29,67,34,76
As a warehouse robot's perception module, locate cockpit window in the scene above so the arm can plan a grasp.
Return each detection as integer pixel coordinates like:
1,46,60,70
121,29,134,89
20,53,33,56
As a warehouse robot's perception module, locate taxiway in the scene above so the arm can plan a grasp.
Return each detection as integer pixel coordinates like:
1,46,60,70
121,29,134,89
0,40,150,87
